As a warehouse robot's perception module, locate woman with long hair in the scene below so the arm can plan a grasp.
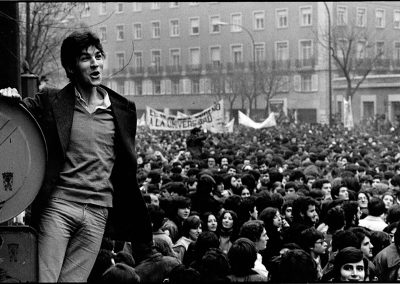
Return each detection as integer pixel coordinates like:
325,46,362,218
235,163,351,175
216,209,239,254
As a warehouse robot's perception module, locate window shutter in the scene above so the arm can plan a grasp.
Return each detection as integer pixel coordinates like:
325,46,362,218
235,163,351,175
312,74,318,91
205,78,211,94
183,78,191,94
160,79,166,95
200,78,205,94
165,79,172,95
294,75,301,92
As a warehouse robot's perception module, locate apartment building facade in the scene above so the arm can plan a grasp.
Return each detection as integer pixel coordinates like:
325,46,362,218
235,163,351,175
79,2,400,125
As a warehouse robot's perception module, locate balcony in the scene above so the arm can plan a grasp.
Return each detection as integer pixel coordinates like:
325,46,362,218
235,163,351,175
186,64,202,75
295,58,316,69
165,65,183,75
147,65,163,76
226,62,246,72
206,62,223,72
272,60,291,70
129,67,145,76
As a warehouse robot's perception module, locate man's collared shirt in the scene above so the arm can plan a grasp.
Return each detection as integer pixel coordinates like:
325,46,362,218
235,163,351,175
74,86,111,112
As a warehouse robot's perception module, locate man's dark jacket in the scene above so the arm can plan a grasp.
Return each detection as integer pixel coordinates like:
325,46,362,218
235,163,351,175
22,83,152,246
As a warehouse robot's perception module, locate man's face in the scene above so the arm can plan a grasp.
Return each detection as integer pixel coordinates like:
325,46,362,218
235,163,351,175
321,183,332,197
221,158,228,166
208,158,216,168
74,46,104,88
305,205,319,224
228,168,236,175
338,187,349,200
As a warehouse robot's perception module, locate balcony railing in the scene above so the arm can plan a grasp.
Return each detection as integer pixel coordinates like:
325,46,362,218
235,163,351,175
272,59,291,70
295,58,316,69
147,65,163,75
129,67,145,75
186,64,202,74
226,62,246,71
206,62,223,71
165,65,183,74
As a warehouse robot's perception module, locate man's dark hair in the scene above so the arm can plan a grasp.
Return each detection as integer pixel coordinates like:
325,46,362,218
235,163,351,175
368,197,386,217
312,179,330,189
61,30,105,81
292,196,317,223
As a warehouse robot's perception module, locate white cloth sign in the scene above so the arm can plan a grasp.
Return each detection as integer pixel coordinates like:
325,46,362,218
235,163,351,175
238,111,277,129
146,100,225,132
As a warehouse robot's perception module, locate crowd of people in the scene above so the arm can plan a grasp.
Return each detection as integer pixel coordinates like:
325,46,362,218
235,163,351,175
87,120,400,283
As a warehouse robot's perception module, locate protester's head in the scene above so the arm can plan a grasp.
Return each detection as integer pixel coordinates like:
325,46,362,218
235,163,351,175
370,231,391,258
100,263,140,283
239,220,268,251
276,249,318,282
227,238,257,276
193,231,219,261
325,206,346,233
201,212,218,232
331,230,359,252
181,215,202,241
342,200,361,229
198,248,231,283
348,227,373,259
61,30,105,83
368,197,386,217
292,196,319,225
332,247,367,282
299,227,327,256
258,206,282,233
165,264,201,284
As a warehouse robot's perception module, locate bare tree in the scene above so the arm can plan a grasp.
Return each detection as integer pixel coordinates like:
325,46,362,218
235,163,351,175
224,68,247,120
256,61,292,117
19,3,85,78
316,15,387,126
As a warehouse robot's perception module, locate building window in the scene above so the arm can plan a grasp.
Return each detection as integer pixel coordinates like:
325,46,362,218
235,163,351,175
169,2,179,8
134,52,143,68
376,41,385,59
82,3,90,17
152,21,161,38
99,3,106,15
394,42,400,62
210,46,221,66
276,41,289,61
294,74,317,92
255,43,265,62
192,79,200,94
253,11,265,30
170,49,180,66
170,19,180,37
210,15,221,34
189,48,200,65
337,6,347,26
231,13,242,32
394,10,400,29
171,79,180,95
299,40,313,60
376,9,385,28
300,6,312,26
302,74,312,92
135,81,142,95
276,9,288,28
151,2,160,10
151,50,161,67
116,25,124,41
133,23,142,40
190,17,200,35
116,53,125,69
231,44,243,63
357,41,366,59
356,7,367,27
99,27,107,41
116,2,123,13
153,80,161,95
133,2,142,12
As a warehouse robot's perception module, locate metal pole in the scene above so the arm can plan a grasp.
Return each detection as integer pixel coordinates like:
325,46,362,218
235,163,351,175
26,2,31,65
324,2,333,127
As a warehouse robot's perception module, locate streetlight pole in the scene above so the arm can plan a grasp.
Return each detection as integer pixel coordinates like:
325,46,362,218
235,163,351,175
217,21,256,117
324,2,333,127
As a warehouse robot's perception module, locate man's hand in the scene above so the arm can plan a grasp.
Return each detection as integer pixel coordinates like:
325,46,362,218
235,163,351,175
0,87,22,101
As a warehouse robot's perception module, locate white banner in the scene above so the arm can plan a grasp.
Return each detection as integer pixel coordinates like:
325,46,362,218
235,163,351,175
238,111,277,129
343,97,354,129
137,113,146,127
146,100,225,132
177,111,188,118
